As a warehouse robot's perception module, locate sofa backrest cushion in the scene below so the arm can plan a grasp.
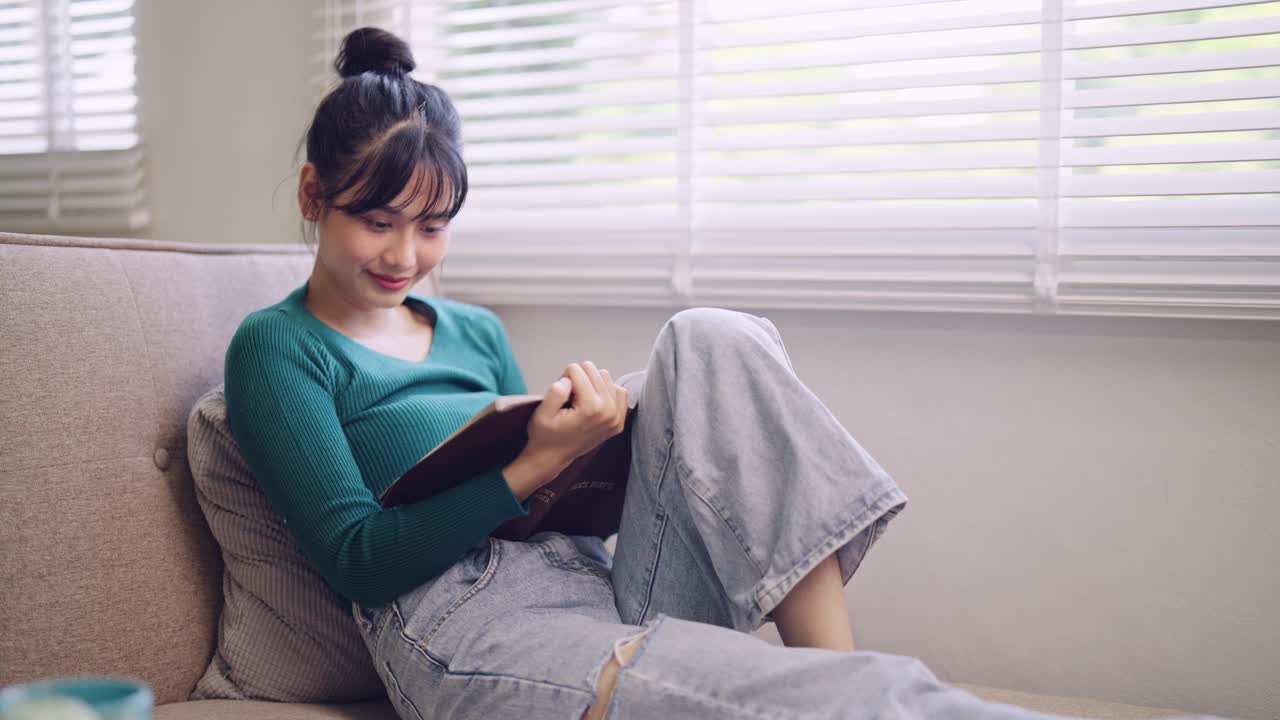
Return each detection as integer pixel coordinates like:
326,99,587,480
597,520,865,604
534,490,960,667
187,384,384,702
0,232,323,704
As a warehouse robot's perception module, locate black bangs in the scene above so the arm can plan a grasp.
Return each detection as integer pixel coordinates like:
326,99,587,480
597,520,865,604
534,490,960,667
331,120,468,223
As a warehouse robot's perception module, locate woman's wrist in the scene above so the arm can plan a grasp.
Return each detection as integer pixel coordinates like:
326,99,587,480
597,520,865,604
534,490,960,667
502,449,569,502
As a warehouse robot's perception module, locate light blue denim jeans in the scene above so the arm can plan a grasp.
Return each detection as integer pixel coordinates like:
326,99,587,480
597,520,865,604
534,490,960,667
351,307,1212,720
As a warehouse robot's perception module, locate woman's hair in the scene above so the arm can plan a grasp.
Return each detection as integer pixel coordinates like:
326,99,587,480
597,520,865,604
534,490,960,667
298,27,467,247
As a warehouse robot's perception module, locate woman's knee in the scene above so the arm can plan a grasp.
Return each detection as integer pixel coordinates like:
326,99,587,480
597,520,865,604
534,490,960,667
661,306,772,354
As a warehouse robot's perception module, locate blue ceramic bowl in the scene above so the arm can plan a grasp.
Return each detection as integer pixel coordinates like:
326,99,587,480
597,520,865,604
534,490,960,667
0,677,152,720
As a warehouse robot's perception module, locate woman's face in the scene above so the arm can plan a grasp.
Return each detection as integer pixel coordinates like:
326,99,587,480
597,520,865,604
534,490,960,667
301,162,452,312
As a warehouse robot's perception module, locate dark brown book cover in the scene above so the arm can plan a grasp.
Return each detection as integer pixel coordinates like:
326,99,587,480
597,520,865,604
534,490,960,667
379,394,637,541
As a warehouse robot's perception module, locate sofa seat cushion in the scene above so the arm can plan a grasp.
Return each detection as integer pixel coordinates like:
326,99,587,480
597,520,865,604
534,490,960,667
152,685,1197,720
187,384,384,703
955,684,1195,720
155,699,397,720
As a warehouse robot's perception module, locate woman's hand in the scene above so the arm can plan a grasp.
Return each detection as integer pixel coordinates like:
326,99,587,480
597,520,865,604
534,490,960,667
525,361,629,471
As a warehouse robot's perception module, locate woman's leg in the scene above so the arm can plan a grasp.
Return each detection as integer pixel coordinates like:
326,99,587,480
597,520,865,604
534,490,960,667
609,307,907,637
771,550,857,651
575,307,903,716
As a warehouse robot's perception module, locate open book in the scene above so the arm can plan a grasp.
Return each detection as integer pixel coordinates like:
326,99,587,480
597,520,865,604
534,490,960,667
379,394,638,541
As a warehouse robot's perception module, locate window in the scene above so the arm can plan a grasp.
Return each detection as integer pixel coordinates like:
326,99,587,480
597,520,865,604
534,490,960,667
319,0,1280,319
0,0,148,235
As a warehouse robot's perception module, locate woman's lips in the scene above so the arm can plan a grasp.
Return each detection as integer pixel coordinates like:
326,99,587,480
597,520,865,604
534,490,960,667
369,272,411,290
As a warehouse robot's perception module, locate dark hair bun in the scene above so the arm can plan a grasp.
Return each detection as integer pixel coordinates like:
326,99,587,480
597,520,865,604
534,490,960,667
335,27,415,78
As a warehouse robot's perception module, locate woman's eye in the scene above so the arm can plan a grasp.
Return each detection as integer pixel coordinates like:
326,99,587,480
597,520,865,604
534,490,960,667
420,225,443,235
365,218,392,231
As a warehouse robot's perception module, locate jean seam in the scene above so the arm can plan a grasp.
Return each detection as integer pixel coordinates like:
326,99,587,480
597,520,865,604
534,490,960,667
750,483,907,626
387,595,450,671
352,604,372,644
411,536,502,658
352,600,393,656
536,535,614,588
382,660,427,720
350,602,370,634
634,510,668,625
634,433,678,624
438,666,596,696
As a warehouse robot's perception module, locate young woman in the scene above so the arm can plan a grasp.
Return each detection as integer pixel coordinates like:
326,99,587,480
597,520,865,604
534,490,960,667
224,26,1086,720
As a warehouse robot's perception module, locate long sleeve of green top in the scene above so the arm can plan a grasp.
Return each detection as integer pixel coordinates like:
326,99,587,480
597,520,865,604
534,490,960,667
223,281,533,607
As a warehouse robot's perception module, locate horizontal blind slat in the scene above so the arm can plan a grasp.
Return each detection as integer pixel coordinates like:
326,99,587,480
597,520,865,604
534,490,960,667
465,112,680,140
700,10,1041,51
1070,78,1280,109
697,176,1038,202
467,184,678,207
700,122,1042,151
698,0,990,23
1061,197,1280,226
444,60,680,93
442,36,677,72
699,94,1039,127
699,150,1040,176
1064,14,1280,49
1063,47,1280,79
702,37,1041,75
465,136,676,162
1064,109,1280,137
456,87,673,117
697,203,1040,230
1063,0,1269,21
471,161,676,185
700,66,1041,101
1065,140,1280,165
424,15,672,48
445,0,668,26
1065,171,1280,196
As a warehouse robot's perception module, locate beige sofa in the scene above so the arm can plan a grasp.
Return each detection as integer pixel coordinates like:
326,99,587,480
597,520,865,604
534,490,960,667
0,231,1200,719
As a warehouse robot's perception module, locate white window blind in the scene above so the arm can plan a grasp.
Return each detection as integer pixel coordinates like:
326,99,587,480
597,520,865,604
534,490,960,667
318,0,1280,319
0,0,148,235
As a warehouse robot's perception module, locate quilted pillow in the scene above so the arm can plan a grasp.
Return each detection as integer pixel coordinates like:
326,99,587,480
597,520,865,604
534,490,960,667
187,384,384,702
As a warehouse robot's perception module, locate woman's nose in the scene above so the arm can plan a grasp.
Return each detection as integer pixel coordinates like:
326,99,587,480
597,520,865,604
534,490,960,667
382,230,415,269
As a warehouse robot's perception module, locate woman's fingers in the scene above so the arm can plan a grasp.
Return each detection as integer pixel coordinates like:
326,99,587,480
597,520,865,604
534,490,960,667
564,363,603,412
596,367,628,431
581,361,610,396
581,362,618,418
614,385,629,431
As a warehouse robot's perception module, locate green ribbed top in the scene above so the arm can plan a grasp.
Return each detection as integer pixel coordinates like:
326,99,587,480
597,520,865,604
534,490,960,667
223,280,532,607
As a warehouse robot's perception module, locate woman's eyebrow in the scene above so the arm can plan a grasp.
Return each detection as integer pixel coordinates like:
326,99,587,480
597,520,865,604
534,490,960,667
374,205,448,221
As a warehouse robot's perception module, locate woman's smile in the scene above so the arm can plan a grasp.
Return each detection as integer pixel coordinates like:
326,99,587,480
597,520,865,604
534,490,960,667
368,271,412,291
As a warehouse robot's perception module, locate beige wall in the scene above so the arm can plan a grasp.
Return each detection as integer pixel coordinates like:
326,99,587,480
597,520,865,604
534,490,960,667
137,0,317,247
134,3,1280,718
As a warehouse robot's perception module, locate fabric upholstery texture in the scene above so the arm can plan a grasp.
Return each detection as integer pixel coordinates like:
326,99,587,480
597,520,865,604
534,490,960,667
0,232,317,704
187,385,383,702
154,699,398,720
